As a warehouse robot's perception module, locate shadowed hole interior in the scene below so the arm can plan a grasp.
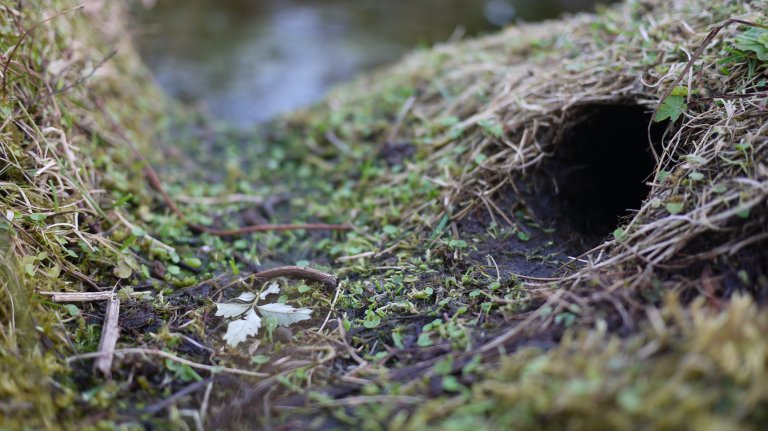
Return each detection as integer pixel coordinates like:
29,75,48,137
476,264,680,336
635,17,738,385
536,103,666,250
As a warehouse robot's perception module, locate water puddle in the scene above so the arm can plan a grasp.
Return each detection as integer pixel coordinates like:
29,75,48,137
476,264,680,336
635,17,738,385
133,0,610,127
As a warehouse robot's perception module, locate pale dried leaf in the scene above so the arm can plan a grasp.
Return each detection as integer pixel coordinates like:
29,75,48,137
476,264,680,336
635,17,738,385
259,283,281,299
223,309,262,347
215,302,251,318
257,303,312,327
236,292,257,302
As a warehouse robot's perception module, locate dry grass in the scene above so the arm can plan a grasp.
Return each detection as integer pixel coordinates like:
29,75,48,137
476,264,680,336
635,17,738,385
0,1,165,427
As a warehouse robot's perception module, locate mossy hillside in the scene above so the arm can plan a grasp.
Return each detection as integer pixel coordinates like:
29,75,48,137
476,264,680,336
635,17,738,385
0,1,168,428
1,0,767,429
233,0,767,427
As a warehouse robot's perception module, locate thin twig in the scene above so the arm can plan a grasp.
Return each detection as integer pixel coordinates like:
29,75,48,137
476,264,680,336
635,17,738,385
94,297,120,377
40,291,114,302
253,266,339,289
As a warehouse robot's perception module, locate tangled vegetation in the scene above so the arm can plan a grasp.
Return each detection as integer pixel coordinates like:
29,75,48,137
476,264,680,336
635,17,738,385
1,0,767,429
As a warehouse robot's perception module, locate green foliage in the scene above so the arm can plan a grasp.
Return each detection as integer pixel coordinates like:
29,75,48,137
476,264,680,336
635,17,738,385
665,201,684,215
734,26,768,61
655,94,687,122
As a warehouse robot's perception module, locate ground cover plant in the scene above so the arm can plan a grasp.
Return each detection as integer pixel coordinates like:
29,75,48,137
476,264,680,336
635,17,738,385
0,0,767,429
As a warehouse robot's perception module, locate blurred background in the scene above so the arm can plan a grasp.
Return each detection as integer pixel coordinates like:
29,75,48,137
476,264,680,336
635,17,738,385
132,0,612,127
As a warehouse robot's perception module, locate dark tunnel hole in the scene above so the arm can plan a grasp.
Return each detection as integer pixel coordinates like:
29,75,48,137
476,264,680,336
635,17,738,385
536,103,666,250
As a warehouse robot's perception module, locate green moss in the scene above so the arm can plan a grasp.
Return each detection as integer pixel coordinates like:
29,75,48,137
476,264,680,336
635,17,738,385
406,296,768,431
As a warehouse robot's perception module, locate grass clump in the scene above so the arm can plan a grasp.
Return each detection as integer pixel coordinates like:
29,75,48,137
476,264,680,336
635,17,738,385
0,1,167,428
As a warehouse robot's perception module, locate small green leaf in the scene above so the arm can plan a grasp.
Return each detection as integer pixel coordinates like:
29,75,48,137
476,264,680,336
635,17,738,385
618,388,643,412
363,315,381,329
439,116,460,127
554,312,576,327
166,265,181,276
517,231,530,242
392,332,404,349
448,239,467,249
442,375,463,392
735,142,751,151
737,207,750,219
229,258,239,275
666,202,684,214
462,355,482,375
28,213,47,222
183,257,202,269
295,260,310,268
114,261,132,279
166,359,202,382
670,85,689,96
251,355,270,365
416,332,433,347
734,27,768,61
382,225,398,235
688,171,705,181
430,214,450,240
45,263,61,279
685,155,707,165
613,228,627,241
263,316,278,339
655,95,687,123
64,304,80,317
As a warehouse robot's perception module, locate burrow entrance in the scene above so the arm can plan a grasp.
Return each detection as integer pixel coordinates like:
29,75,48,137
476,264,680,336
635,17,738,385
526,103,666,251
